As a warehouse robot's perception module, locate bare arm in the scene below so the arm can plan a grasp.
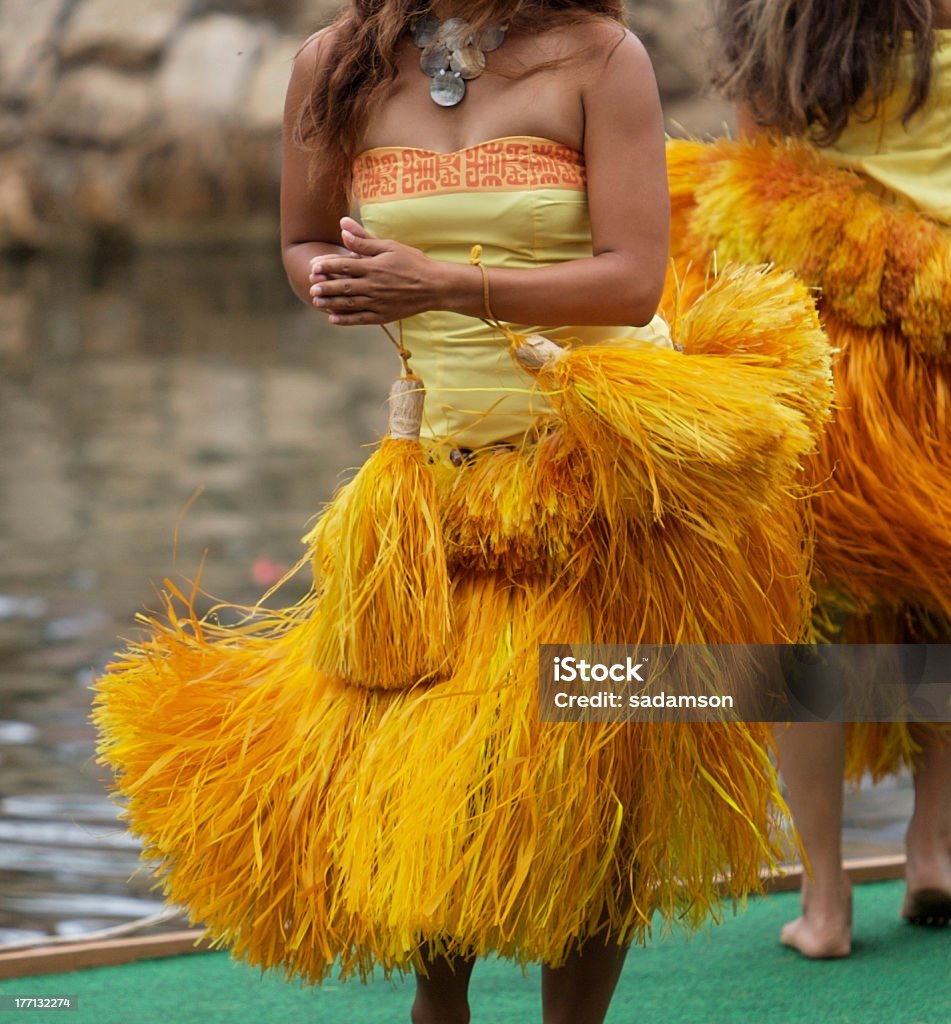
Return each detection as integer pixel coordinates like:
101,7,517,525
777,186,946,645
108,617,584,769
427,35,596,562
280,31,351,307
308,30,669,328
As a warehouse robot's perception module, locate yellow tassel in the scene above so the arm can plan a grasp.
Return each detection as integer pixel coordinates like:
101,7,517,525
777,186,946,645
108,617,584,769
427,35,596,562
304,375,451,689
444,263,832,652
510,265,829,583
664,262,833,428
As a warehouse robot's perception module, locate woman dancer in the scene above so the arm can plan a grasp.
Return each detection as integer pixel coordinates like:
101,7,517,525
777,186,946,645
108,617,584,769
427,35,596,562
95,2,831,1020
666,0,951,958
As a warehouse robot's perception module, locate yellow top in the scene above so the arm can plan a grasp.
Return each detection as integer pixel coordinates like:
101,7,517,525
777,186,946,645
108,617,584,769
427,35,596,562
822,30,951,224
353,135,671,448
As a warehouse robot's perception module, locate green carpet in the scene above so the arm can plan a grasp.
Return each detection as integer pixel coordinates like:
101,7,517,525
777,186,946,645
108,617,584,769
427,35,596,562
2,883,948,1024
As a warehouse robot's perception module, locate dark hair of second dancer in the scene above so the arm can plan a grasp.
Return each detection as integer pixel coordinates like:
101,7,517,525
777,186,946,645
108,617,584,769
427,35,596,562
712,0,937,144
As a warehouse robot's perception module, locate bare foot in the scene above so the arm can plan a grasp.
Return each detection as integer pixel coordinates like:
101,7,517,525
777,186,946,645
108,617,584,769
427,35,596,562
903,820,951,927
902,888,951,926
780,874,852,958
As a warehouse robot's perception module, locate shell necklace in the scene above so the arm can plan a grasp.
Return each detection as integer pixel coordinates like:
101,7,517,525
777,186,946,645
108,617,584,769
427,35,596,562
411,15,507,107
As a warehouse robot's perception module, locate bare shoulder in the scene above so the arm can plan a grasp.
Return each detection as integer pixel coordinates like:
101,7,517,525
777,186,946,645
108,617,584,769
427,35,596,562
567,23,659,122
285,21,349,110
575,20,662,157
293,22,348,72
564,18,649,64
584,21,653,83
508,16,653,103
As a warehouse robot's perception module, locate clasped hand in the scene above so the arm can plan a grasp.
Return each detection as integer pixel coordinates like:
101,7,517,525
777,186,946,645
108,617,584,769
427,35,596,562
309,216,437,325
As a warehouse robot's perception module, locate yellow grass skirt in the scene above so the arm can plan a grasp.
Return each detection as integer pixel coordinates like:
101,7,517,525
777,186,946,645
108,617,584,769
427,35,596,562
95,266,831,983
666,136,951,778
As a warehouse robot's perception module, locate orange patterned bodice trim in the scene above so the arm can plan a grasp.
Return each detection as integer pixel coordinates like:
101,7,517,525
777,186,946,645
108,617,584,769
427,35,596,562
352,137,586,203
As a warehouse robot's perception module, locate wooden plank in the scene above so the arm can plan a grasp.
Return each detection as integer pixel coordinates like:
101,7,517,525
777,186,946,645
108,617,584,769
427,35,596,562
764,854,905,893
0,930,212,980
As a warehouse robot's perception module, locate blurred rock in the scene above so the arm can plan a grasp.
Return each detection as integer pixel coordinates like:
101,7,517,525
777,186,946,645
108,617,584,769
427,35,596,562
157,15,266,121
39,68,154,146
0,111,25,150
204,0,317,22
0,153,46,248
246,35,300,131
629,0,718,99
0,0,67,106
58,0,192,69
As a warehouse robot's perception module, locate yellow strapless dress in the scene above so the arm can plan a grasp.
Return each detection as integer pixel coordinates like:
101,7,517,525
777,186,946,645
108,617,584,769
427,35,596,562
666,36,951,778
352,137,672,447
94,137,832,982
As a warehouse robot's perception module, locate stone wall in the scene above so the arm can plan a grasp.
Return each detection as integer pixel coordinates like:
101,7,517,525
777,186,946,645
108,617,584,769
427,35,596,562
630,0,730,136
0,0,727,252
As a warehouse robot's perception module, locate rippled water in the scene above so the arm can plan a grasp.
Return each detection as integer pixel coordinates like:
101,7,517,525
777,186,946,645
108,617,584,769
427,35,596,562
0,247,394,943
0,248,911,947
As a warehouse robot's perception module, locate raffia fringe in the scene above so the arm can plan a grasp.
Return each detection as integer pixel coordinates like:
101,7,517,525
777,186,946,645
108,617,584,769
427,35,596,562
667,136,951,360
665,136,951,781
666,136,951,615
832,605,951,780
94,265,831,982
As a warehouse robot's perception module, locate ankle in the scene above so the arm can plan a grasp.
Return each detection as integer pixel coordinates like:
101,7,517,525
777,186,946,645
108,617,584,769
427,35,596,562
411,998,470,1024
801,869,851,909
906,812,951,852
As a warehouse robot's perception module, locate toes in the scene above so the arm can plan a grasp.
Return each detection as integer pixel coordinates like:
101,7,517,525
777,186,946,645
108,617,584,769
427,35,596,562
903,888,951,927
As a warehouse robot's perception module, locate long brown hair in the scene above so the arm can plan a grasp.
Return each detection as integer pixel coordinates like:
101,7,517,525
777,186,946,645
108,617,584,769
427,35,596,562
294,0,626,188
712,0,936,144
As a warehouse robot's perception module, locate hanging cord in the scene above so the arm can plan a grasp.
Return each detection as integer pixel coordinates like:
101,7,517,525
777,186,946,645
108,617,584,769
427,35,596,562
379,321,414,377
469,244,566,371
377,320,426,440
375,248,499,363
469,244,515,341
376,246,517,369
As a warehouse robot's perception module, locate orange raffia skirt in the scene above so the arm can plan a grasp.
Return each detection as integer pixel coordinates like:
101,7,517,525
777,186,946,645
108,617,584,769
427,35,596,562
666,135,951,779
94,264,832,983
